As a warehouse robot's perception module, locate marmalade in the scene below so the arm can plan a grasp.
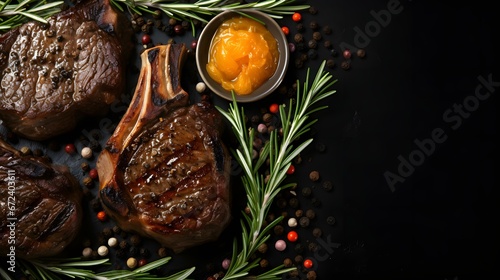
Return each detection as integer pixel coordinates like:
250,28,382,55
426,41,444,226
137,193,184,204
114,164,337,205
206,16,279,95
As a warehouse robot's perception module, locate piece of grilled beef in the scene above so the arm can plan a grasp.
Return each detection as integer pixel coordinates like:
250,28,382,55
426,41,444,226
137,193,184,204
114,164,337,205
0,0,133,141
97,44,232,253
0,139,82,259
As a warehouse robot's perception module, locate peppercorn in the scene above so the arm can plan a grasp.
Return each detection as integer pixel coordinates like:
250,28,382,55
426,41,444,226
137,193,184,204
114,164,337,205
309,20,319,30
129,246,139,257
295,209,304,218
32,148,44,157
287,231,299,242
274,224,284,235
174,24,184,34
113,225,122,235
301,187,312,197
293,33,304,43
258,243,268,254
312,198,322,207
292,12,302,22
281,26,290,36
64,143,76,154
81,146,93,159
257,123,268,134
168,18,177,26
327,216,336,225
323,40,333,50
296,23,304,32
96,210,107,222
127,257,138,269
307,49,318,59
294,243,305,254
102,227,113,238
82,177,93,188
312,227,322,238
307,39,317,49
295,42,306,52
306,209,316,220
322,180,333,191
357,48,366,58
130,234,142,246
341,60,351,70
141,24,152,34
294,57,304,69
289,197,299,208
309,6,318,15
262,112,273,123
312,31,322,41
81,162,90,172
315,142,326,152
97,234,106,246
323,25,332,35
97,245,109,257
308,242,318,252
299,216,310,227
116,248,127,259
294,254,303,264
307,270,317,280
82,247,93,258
90,198,102,212
288,217,298,228
275,240,286,251
276,197,287,208
120,240,129,250
181,20,190,30
284,258,293,268
300,53,308,62
309,171,320,182
157,247,168,257
259,259,269,268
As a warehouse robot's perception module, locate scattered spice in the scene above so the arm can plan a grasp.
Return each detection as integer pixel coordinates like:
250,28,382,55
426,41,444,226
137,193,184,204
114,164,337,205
309,171,320,182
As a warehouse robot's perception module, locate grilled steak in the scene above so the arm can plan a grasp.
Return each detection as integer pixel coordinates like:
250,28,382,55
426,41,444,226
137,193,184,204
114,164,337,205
0,0,133,141
0,139,82,259
97,44,232,253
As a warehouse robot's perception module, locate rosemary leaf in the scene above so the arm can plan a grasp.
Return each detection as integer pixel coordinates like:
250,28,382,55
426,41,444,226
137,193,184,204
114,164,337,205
216,60,337,279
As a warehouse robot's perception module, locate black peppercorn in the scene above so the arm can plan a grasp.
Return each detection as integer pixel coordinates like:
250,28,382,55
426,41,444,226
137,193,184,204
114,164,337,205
258,243,268,254
294,243,305,254
119,240,129,250
116,248,127,259
312,198,322,207
306,209,316,220
341,60,351,70
296,23,304,32
299,216,310,227
322,180,333,191
294,254,303,264
129,246,139,257
274,224,284,235
312,31,322,41
309,20,319,31
309,6,318,15
158,247,168,257
102,227,113,238
326,216,336,225
284,258,293,268
357,48,366,58
301,187,312,197
295,209,303,218
140,248,150,258
259,259,269,268
307,270,317,280
326,59,335,69
293,33,304,43
312,227,322,238
130,234,142,246
307,49,318,59
330,48,338,57
315,142,326,152
323,25,332,35
323,40,332,49
308,242,318,252
82,177,93,188
307,39,317,49
309,171,320,182
289,197,299,208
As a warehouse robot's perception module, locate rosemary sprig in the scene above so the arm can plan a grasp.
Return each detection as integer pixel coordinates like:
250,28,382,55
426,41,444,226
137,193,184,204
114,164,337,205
0,0,63,31
216,60,337,279
0,256,194,280
110,0,310,23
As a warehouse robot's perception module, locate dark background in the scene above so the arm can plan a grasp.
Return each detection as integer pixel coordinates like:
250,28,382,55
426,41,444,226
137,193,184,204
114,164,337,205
292,0,499,279
1,0,498,279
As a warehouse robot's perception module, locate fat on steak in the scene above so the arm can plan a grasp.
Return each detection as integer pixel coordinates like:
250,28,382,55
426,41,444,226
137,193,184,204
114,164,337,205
0,139,82,259
0,0,133,140
97,44,232,253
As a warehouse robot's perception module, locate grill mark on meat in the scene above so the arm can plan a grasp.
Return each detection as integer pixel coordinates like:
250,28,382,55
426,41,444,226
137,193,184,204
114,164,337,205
97,44,231,252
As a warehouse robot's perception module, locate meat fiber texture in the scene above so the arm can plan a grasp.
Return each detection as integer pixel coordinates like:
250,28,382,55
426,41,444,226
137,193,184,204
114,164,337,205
97,44,232,253
0,0,134,141
0,139,83,259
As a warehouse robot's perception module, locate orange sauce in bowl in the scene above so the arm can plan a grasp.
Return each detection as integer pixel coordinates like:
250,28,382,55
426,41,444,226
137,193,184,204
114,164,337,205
206,16,280,95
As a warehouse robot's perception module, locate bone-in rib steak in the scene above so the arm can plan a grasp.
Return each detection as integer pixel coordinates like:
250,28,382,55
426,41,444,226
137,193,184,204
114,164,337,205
97,44,232,253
